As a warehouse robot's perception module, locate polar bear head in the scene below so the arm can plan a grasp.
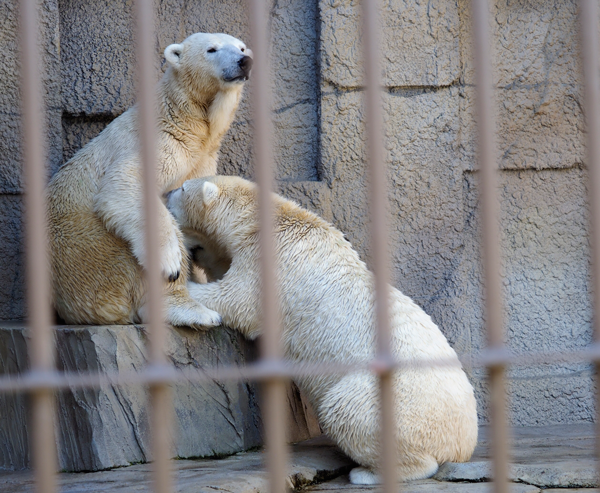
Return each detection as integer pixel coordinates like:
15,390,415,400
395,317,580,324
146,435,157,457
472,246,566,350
166,176,259,248
164,33,253,96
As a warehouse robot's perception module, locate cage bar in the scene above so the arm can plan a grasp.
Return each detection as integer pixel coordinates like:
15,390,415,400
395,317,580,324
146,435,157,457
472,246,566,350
247,1,289,492
134,1,173,492
10,0,598,491
470,0,508,492
19,1,57,493
578,0,600,473
361,0,398,490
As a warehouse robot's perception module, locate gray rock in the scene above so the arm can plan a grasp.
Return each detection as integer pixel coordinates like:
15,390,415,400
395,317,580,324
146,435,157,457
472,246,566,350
0,436,353,493
308,476,540,492
0,0,62,194
1,0,599,432
462,168,594,425
436,461,598,489
319,0,460,88
437,424,599,487
0,325,321,472
434,461,491,482
0,197,25,321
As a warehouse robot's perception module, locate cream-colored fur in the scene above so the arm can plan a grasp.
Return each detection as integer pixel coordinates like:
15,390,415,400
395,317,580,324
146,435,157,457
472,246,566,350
47,33,252,327
166,176,478,483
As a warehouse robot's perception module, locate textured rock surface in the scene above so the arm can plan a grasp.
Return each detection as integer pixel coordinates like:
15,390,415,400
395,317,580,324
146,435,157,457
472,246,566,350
308,477,540,492
6,423,599,492
0,0,596,431
0,436,353,493
0,0,62,319
435,423,598,488
0,325,320,472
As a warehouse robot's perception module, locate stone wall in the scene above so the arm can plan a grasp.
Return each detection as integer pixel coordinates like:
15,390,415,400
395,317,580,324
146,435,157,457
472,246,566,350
0,0,594,434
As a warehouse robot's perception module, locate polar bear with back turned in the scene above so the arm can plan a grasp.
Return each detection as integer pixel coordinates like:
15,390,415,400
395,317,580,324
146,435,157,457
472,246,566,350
166,175,478,484
48,33,252,327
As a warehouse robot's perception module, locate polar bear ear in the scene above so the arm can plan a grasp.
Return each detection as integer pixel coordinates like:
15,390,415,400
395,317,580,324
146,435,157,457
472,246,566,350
164,43,184,68
202,181,219,205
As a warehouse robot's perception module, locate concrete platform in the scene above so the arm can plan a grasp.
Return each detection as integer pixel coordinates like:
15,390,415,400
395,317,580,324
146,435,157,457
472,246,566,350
0,424,598,492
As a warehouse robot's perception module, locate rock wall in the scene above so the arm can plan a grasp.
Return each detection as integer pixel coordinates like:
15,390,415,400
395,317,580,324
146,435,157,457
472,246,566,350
0,325,321,471
0,0,594,434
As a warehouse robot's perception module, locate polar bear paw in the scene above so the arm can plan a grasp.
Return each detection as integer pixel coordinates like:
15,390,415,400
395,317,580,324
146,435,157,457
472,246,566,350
349,467,381,485
166,303,222,329
161,226,183,282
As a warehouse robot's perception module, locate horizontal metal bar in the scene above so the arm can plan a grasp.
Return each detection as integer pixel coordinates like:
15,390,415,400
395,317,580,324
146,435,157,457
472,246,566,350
0,346,599,394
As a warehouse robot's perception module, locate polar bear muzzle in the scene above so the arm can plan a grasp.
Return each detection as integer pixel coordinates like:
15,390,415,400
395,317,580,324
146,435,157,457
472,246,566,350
223,54,253,82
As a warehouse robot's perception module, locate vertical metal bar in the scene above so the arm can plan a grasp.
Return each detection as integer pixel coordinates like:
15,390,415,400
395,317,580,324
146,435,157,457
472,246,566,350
579,0,600,472
471,1,508,492
134,1,172,492
19,1,57,493
361,0,397,490
248,1,288,492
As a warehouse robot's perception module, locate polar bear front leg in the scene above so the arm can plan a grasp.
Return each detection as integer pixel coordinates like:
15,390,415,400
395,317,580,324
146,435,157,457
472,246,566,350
94,163,182,281
187,275,262,339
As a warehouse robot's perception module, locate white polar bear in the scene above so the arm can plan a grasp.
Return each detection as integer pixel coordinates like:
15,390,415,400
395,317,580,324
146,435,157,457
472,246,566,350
166,176,479,484
47,33,252,327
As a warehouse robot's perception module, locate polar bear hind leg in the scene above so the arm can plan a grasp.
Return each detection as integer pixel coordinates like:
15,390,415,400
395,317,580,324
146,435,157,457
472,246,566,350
318,372,440,484
349,467,380,485
349,455,438,485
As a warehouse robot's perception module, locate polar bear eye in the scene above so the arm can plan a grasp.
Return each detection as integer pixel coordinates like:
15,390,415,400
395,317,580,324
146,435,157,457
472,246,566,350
207,47,217,53
240,47,245,52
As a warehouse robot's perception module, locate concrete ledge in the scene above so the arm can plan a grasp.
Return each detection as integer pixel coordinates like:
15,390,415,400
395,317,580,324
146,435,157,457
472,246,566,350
0,436,353,493
0,324,320,472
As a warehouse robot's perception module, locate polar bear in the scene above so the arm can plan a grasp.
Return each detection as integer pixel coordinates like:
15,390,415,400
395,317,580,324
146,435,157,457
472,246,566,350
47,33,252,327
166,175,478,484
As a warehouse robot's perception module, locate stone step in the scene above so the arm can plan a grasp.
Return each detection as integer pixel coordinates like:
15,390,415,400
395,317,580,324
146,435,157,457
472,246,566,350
0,324,321,472
2,425,598,492
0,436,353,493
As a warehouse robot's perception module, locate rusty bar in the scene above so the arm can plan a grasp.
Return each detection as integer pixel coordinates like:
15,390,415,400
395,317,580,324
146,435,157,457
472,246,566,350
471,1,508,492
247,1,288,492
579,0,600,469
361,0,397,490
6,344,600,396
19,1,57,493
134,1,172,492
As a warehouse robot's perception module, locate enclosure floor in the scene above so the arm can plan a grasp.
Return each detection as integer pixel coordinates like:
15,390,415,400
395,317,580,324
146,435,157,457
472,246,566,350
0,425,597,492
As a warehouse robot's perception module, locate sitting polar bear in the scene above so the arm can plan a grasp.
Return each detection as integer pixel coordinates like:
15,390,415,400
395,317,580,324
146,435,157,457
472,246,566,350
47,33,252,327
166,175,478,484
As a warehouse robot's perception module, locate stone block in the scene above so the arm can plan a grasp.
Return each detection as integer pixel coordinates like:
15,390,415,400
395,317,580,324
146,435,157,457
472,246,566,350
59,0,138,115
457,1,585,171
462,167,593,425
0,324,322,472
459,84,584,171
320,87,467,348
0,436,352,492
458,0,581,87
0,197,24,321
436,459,597,489
61,114,115,163
0,0,62,193
277,181,333,222
320,0,460,88
308,476,540,492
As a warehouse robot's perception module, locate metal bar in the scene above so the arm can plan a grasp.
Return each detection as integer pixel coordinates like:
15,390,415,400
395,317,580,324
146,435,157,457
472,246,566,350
471,1,508,492
19,1,57,492
134,1,172,492
247,1,288,493
578,0,600,471
361,0,397,490
2,346,600,394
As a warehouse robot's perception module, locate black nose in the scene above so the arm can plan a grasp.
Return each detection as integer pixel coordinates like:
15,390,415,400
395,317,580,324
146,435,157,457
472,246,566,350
239,55,253,76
